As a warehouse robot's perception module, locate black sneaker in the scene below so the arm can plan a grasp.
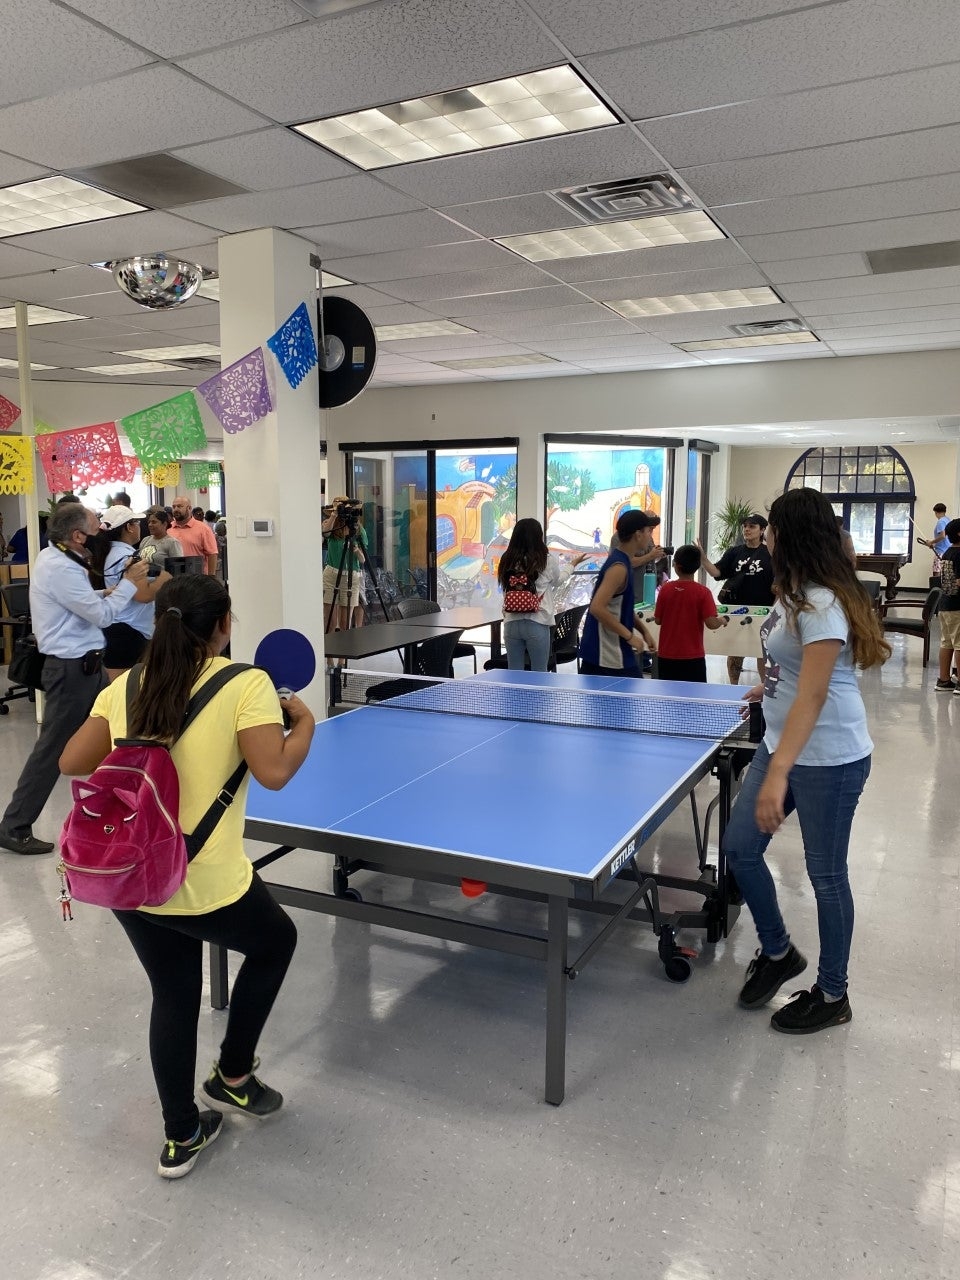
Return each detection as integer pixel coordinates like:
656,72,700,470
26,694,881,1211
201,1060,283,1119
157,1109,222,1179
771,985,852,1035
738,945,807,1008
935,679,956,692
0,829,55,855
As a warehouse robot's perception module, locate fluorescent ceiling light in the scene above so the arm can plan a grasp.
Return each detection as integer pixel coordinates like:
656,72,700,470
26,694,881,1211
119,343,221,360
294,66,616,170
435,354,560,370
0,175,144,239
677,332,819,351
0,305,86,328
0,357,57,371
497,210,724,262
81,361,183,376
376,320,476,341
607,287,781,318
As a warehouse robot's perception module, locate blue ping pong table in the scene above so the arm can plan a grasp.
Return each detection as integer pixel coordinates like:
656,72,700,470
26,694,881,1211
213,671,755,1105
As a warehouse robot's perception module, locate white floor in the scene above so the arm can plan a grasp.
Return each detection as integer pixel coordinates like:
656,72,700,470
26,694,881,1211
1,636,957,1280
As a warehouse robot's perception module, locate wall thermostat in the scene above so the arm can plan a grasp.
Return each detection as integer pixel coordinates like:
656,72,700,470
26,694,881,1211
251,518,274,537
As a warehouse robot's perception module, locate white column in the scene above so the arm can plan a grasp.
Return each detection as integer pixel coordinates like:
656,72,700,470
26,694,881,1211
218,228,326,715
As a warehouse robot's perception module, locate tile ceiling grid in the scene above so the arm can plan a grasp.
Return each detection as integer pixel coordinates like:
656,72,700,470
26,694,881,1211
0,0,951,441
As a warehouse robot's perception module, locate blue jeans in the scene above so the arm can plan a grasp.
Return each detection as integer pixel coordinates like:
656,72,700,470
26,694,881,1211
722,742,871,998
505,618,552,671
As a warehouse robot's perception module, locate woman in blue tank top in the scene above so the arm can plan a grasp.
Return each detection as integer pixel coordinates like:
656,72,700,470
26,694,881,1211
579,510,659,676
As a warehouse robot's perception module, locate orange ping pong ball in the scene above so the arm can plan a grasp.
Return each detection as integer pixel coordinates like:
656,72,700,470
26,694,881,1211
460,878,487,897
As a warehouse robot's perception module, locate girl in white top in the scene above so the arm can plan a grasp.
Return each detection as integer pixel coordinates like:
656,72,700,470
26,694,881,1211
498,518,586,671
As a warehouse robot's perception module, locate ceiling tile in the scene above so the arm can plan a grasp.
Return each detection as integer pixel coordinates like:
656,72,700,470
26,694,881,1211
739,210,960,262
423,286,593,318
381,127,660,208
0,152,50,187
0,267,111,305
708,172,960,238
295,210,476,256
439,195,579,238
171,128,354,190
583,0,960,118
379,263,558,302
0,66,267,171
322,283,405,310
816,319,960,339
638,63,960,168
324,239,515,285
178,0,559,121
0,244,73,279
361,303,440,326
803,303,960,327
64,0,308,59
681,125,960,208
796,289,960,317
448,304,629,334
4,210,222,263
509,319,641,343
781,268,960,303
524,0,824,56
171,174,421,233
759,254,872,285
0,1,153,109
631,304,797,341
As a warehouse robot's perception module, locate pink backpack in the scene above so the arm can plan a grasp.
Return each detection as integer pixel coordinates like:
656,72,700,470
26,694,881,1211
58,664,250,911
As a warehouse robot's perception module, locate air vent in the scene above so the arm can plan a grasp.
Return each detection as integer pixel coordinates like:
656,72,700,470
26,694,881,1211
866,241,960,274
729,318,810,338
551,175,697,224
170,357,220,372
70,154,247,209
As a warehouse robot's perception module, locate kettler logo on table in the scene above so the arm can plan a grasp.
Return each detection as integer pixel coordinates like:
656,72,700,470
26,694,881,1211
609,839,636,878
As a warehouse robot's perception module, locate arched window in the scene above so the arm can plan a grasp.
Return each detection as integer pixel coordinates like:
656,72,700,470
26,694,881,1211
785,446,915,557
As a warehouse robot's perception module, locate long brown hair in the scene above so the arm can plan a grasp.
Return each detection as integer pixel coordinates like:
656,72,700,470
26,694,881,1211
497,518,548,587
127,576,230,741
767,488,890,669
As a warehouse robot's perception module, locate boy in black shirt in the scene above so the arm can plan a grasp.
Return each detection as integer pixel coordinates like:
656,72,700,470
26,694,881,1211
697,513,774,683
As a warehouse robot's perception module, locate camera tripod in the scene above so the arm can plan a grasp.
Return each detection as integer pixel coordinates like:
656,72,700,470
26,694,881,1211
324,527,394,634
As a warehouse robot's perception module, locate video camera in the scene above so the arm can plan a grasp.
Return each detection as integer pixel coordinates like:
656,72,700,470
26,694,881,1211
327,497,364,535
129,549,162,578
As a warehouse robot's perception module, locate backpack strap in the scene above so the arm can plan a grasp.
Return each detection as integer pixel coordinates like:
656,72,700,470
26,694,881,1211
179,664,254,861
124,662,257,862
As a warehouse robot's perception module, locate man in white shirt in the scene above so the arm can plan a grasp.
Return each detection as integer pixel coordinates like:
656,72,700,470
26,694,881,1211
0,504,148,855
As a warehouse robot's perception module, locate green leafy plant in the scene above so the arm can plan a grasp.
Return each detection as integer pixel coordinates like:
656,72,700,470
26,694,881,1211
711,497,754,554
545,460,596,521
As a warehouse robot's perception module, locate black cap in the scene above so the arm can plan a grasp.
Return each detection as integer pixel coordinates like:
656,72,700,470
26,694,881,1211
615,509,660,540
743,512,768,528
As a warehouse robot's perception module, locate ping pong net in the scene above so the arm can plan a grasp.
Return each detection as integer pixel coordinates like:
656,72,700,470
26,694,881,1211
345,672,755,742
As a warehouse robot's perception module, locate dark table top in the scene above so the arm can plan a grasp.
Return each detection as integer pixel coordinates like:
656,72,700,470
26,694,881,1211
323,620,446,660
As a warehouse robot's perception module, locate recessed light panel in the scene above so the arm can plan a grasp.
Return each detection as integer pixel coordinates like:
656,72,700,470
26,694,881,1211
0,176,144,238
435,354,560,370
497,210,724,262
677,333,820,351
294,67,616,170
0,357,57,371
607,287,781,318
0,305,86,328
120,343,221,361
376,320,476,341
81,361,183,375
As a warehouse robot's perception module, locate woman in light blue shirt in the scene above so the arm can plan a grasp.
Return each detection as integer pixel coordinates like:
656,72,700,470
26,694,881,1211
723,488,890,1035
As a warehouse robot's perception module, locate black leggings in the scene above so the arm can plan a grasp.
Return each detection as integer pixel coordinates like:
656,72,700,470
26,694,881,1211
114,873,297,1141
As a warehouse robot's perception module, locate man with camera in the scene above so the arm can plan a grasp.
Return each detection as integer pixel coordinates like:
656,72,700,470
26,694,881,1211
322,498,368,644
0,503,148,856
170,496,219,574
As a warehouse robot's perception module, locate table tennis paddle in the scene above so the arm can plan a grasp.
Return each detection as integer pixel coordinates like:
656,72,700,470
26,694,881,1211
254,628,316,702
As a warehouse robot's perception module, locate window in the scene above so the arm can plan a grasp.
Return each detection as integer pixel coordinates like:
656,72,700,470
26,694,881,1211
786,446,915,557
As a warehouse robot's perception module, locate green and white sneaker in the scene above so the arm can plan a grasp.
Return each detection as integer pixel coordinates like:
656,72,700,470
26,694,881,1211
158,1109,222,1179
201,1060,283,1119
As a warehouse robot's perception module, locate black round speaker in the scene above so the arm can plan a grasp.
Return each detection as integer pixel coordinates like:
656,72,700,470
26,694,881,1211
316,296,377,408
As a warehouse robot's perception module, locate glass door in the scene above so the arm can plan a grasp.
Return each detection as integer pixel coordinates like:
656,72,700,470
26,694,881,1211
434,446,517,606
352,449,429,611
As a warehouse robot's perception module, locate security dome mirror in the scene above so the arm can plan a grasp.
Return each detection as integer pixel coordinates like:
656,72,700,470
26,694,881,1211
112,254,204,310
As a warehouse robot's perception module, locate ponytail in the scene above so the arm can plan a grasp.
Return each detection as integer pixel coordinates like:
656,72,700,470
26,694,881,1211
127,576,231,741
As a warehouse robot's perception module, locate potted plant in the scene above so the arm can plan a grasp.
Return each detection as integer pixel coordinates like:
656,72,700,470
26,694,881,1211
711,497,754,554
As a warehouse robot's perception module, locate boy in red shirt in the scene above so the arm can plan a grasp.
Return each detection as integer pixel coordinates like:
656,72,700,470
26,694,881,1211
654,544,729,682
